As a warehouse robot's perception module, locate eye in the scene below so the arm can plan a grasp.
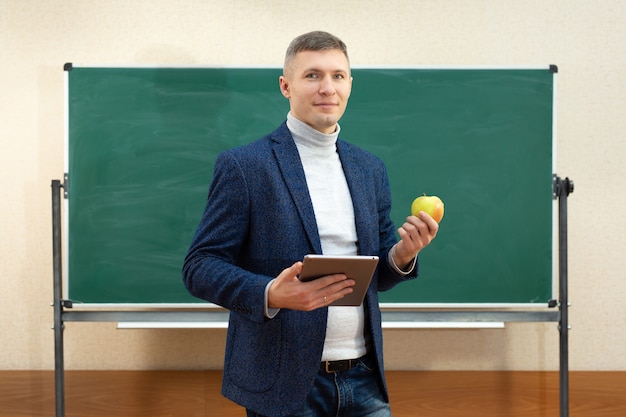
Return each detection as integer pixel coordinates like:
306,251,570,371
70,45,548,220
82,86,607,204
334,73,345,79
306,73,320,79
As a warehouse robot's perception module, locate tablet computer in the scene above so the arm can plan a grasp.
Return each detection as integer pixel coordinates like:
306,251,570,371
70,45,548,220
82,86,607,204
299,255,379,306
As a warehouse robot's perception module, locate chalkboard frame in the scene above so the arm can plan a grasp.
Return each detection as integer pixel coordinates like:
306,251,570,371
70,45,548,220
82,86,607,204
63,64,557,308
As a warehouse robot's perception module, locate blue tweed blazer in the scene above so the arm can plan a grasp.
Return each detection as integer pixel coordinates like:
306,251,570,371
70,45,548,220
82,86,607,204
183,122,418,417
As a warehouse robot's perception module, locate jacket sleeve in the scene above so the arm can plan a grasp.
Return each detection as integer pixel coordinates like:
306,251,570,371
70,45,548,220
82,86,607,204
182,150,270,323
374,158,420,291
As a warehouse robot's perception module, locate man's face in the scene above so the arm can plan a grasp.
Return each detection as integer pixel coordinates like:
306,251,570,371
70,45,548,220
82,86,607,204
279,49,352,134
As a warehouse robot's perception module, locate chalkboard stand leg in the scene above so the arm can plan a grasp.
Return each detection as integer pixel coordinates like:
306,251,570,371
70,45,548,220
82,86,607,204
51,179,66,417
555,175,574,417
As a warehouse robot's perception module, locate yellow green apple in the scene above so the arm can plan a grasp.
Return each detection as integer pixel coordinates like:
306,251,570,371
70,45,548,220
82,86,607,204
411,195,444,223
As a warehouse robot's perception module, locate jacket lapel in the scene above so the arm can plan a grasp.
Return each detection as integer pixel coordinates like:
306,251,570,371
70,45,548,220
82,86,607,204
337,140,376,256
271,124,323,254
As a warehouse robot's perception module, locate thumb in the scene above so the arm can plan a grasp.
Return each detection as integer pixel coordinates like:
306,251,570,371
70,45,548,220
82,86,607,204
277,261,303,282
290,261,303,277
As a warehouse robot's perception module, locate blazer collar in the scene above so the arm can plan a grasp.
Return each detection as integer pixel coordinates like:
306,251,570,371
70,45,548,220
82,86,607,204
336,141,375,256
271,123,322,254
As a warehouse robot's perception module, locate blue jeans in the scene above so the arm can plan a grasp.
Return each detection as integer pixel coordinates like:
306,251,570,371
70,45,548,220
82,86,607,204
246,353,392,417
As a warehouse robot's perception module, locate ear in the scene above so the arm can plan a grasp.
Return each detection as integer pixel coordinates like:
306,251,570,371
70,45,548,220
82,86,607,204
279,75,291,99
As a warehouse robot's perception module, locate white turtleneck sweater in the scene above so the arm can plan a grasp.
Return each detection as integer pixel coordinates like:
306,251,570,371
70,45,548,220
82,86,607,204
287,113,368,362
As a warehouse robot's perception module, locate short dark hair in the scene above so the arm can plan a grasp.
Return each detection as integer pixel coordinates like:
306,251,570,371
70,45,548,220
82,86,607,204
284,31,349,72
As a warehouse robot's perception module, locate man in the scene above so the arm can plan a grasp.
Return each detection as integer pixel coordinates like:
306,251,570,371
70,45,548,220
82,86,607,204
183,31,438,417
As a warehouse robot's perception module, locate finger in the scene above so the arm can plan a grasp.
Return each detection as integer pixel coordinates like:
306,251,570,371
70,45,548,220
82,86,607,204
319,280,355,308
307,273,351,289
416,212,439,234
406,214,437,240
277,261,303,283
401,219,422,243
290,261,303,275
399,222,430,254
396,227,416,253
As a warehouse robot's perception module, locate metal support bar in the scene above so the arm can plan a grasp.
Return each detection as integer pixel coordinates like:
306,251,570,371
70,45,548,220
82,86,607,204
51,180,65,417
62,310,231,323
59,309,557,324
555,176,574,417
382,310,560,323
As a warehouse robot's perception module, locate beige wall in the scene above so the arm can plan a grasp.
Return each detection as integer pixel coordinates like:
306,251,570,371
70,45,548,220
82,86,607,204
1,0,624,371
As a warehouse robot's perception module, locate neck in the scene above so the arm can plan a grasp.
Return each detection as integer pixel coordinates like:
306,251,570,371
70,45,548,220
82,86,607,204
287,113,340,152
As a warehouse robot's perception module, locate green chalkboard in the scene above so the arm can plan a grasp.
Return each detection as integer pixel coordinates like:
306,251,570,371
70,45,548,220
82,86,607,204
65,66,555,306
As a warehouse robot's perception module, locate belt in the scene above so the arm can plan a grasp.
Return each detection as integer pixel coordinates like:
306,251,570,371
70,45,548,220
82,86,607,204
320,357,361,373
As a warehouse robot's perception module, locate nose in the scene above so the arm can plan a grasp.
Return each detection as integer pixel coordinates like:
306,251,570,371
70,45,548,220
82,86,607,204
319,75,336,96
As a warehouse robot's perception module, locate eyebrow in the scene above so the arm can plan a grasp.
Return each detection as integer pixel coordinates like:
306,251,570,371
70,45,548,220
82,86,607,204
303,67,350,75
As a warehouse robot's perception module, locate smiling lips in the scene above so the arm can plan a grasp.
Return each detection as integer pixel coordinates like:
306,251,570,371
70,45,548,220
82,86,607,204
315,102,338,109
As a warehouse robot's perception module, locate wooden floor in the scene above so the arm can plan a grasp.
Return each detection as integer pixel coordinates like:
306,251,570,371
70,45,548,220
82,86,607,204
1,370,624,416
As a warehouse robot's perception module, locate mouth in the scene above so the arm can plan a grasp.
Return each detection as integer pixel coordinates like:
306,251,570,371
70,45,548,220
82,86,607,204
315,102,338,109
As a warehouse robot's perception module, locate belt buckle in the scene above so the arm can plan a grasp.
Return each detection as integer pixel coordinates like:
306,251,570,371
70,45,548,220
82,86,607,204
325,359,352,373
